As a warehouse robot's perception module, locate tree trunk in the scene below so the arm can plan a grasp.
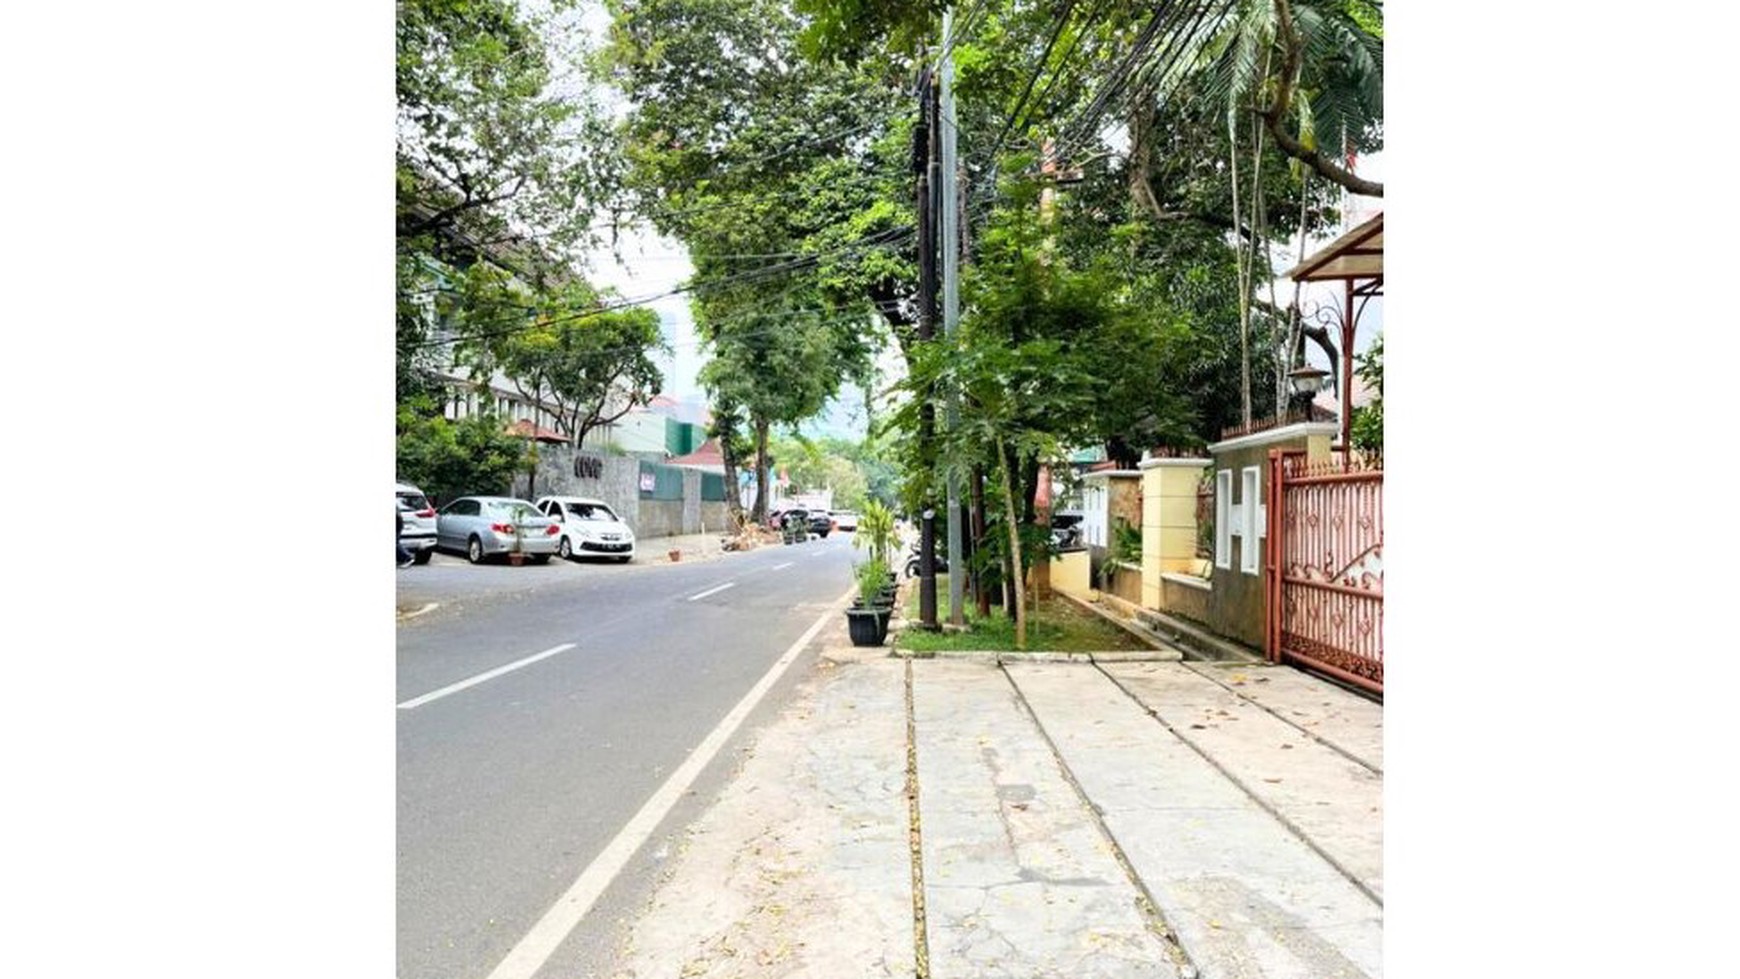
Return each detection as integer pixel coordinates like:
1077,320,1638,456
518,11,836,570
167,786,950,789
719,422,745,529
1229,113,1253,426
1020,452,1041,526
971,464,990,618
751,417,771,524
998,440,1027,650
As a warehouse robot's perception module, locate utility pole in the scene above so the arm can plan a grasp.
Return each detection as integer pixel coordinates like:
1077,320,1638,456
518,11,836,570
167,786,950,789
940,11,964,627
915,63,940,632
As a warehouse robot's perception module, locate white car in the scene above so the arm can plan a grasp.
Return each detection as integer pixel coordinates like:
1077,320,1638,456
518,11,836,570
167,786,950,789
536,496,637,562
832,510,860,532
396,482,438,564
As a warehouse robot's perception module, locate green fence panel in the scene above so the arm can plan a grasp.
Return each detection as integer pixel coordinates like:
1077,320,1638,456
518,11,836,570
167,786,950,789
638,460,685,500
700,471,726,502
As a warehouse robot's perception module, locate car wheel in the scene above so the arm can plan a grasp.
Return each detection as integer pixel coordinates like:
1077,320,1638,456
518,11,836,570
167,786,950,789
558,536,572,560
412,548,432,566
528,554,550,565
819,530,830,539
467,536,485,564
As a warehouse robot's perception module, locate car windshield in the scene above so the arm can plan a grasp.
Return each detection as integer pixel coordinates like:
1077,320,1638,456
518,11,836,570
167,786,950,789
398,493,430,510
572,504,617,521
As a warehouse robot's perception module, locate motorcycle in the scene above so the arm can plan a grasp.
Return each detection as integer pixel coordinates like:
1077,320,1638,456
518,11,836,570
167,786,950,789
903,539,950,579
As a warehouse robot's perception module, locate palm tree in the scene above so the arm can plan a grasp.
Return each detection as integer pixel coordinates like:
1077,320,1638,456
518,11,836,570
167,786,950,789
1194,0,1383,197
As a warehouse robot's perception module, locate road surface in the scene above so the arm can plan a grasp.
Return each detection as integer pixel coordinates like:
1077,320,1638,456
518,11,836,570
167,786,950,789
397,533,857,979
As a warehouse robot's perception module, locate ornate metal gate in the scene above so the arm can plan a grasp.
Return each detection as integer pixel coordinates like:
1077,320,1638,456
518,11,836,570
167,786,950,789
1265,451,1384,693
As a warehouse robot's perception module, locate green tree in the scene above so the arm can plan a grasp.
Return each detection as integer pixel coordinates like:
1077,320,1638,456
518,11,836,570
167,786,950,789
397,0,616,257
1349,331,1381,461
396,405,532,504
487,291,668,448
397,0,631,420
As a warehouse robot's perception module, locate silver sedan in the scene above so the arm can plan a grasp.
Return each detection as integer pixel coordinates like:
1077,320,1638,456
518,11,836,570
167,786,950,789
435,496,562,564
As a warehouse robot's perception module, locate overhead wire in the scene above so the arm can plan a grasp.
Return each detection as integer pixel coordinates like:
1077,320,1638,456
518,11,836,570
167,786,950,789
415,194,1004,362
411,223,922,349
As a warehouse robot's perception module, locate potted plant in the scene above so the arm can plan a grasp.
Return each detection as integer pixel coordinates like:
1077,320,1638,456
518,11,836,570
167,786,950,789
846,560,889,646
505,516,526,566
853,500,899,577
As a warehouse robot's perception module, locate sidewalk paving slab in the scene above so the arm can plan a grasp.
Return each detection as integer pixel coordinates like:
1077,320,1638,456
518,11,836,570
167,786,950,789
1099,663,1383,901
1179,663,1382,772
1006,663,1382,979
913,660,1179,978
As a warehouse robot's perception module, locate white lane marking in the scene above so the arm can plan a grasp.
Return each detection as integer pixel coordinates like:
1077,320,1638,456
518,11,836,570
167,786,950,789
398,602,440,620
687,582,736,602
770,562,794,571
484,586,855,979
396,643,577,710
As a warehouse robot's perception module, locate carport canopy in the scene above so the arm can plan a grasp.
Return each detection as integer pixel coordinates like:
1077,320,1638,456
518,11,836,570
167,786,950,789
1287,211,1382,281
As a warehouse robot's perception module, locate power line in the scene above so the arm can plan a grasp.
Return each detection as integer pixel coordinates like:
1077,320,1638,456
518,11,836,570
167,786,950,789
986,0,1081,167
1050,0,1237,170
414,195,1002,364
411,224,921,349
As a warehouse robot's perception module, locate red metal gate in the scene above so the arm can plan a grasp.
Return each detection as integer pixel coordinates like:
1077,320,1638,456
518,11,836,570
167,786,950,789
1265,451,1383,693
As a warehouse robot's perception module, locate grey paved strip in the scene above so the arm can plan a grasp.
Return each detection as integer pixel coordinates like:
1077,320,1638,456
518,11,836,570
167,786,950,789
1101,663,1384,902
1007,663,1382,979
913,660,1178,978
1181,663,1384,773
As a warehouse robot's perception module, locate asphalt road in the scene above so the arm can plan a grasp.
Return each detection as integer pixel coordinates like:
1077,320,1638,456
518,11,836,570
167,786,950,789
397,533,859,979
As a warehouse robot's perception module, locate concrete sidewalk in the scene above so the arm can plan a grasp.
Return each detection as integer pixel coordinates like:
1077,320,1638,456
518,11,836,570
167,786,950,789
604,624,1382,978
644,527,812,564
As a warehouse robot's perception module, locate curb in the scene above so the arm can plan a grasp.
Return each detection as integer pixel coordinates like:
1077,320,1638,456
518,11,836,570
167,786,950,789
888,648,1179,664
1088,592,1264,665
1051,591,1186,661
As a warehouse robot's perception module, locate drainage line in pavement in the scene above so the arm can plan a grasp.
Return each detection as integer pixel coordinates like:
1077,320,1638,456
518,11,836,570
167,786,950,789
1180,661,1382,777
1095,663,1384,908
997,665,1202,978
905,658,932,979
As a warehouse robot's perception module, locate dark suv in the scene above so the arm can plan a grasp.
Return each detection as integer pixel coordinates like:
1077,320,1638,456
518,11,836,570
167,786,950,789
807,510,834,539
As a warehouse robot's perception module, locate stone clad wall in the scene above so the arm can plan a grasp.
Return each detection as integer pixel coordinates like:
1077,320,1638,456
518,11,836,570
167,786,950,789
510,442,723,539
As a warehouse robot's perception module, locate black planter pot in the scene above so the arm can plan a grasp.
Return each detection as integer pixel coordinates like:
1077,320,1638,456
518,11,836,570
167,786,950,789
846,607,885,646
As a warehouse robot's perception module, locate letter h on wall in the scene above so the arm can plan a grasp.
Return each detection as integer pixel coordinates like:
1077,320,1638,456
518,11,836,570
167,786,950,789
1215,467,1265,576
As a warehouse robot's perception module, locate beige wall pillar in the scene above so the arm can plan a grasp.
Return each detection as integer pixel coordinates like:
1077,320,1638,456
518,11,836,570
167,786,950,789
1138,458,1210,610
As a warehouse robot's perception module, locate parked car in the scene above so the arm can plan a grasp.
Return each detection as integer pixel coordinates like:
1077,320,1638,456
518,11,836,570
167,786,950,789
832,510,860,532
808,510,834,538
396,482,438,565
435,496,561,564
535,496,636,562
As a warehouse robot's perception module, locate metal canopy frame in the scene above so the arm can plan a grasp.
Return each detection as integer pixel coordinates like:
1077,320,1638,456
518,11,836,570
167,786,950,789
1287,212,1383,464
